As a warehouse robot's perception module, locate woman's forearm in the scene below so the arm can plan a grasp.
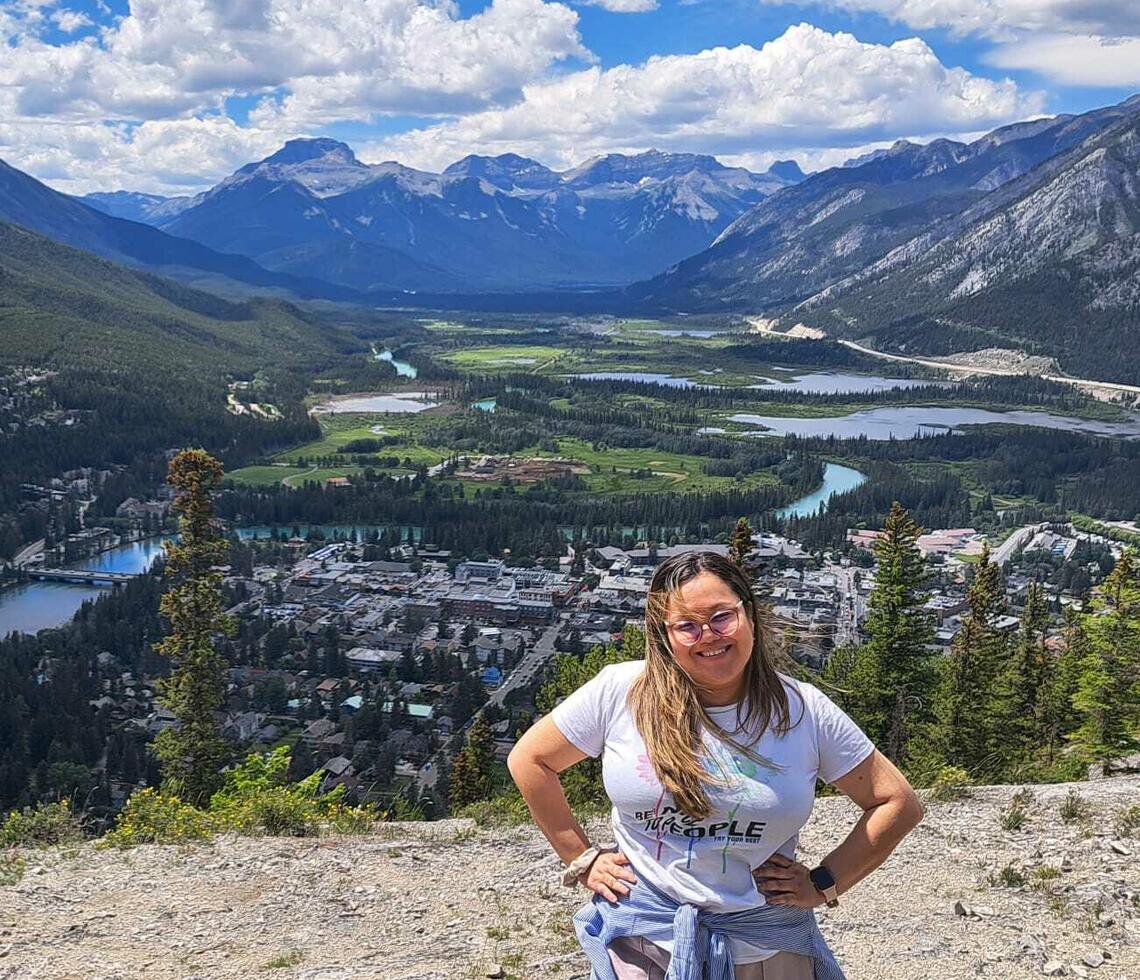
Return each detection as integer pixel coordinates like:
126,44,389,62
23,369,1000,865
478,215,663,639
821,794,923,897
508,754,593,863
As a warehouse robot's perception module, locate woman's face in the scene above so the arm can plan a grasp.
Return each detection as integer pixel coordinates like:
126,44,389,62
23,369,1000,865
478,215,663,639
661,570,754,707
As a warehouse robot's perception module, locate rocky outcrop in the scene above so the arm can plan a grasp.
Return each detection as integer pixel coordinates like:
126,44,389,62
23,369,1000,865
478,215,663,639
1,777,1137,979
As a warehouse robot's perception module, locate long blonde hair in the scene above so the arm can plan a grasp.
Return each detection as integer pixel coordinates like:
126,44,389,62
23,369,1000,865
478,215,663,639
629,551,805,819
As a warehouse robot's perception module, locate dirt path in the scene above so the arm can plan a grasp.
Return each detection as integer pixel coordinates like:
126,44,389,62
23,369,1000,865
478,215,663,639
1,777,1137,979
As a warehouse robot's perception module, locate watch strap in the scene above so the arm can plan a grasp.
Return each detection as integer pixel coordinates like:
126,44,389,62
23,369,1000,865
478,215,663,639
809,864,840,907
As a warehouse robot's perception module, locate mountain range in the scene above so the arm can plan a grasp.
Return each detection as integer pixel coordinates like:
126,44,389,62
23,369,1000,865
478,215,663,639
81,143,803,292
0,158,360,302
3,94,1139,382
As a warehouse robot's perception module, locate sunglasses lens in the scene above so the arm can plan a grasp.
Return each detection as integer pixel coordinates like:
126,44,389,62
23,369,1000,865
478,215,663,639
709,610,739,637
673,622,702,644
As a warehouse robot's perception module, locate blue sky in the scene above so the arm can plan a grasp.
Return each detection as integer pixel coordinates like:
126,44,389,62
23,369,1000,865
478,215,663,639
1,1,1137,194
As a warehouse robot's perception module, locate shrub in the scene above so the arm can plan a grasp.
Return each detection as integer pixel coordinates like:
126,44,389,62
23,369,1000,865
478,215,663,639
209,746,374,838
1114,804,1140,838
999,802,1028,832
101,788,216,848
455,791,532,828
1059,789,1091,824
0,852,25,886
988,862,1026,888
100,748,376,848
0,800,83,848
928,766,971,802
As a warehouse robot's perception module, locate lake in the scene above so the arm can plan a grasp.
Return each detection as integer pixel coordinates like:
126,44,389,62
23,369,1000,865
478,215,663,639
374,348,418,379
472,398,497,412
311,392,439,414
572,370,949,394
730,406,1140,441
776,463,867,519
0,537,169,637
572,372,701,388
749,372,952,395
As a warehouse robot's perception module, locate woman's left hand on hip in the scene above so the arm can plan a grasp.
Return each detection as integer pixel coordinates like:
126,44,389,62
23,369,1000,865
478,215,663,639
752,853,825,909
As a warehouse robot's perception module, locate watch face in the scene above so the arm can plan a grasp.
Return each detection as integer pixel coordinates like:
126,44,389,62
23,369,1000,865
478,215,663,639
810,866,836,891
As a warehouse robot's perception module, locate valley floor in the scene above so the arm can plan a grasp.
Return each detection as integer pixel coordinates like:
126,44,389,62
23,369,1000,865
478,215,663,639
1,777,1137,979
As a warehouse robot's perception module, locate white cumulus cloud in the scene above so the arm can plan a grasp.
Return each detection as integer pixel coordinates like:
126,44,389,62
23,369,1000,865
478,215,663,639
758,1,1140,86
758,1,1140,38
985,33,1140,87
0,0,591,192
359,24,1041,172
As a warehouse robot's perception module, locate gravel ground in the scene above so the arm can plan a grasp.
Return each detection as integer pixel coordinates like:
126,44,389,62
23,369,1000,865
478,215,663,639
0,776,1137,980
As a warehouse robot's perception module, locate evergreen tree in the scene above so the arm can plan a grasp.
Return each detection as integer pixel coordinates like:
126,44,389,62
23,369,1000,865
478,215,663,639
729,517,755,570
1068,550,1140,774
152,449,235,805
448,714,495,810
934,542,1010,780
991,581,1050,775
837,502,934,767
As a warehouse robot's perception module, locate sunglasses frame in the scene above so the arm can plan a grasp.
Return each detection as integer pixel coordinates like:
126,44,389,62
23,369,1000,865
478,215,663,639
663,598,746,647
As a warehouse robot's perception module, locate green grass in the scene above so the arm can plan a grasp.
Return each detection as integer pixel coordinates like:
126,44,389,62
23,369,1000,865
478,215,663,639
263,950,304,969
271,414,449,468
227,464,367,487
526,437,780,493
437,345,572,370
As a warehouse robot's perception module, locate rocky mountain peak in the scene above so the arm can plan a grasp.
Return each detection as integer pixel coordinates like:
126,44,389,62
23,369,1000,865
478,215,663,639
252,138,360,168
767,159,805,181
442,153,558,190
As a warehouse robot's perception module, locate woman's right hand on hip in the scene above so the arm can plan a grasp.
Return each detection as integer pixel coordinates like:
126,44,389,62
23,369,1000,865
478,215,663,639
583,850,638,903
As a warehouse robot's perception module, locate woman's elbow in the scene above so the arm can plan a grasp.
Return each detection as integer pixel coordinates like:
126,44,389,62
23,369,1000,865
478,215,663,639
898,787,925,829
506,744,526,784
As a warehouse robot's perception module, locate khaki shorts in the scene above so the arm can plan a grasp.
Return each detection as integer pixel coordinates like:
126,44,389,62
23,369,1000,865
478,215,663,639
607,935,815,980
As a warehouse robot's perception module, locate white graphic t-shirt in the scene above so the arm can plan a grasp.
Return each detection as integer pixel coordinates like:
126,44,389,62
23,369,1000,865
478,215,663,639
550,660,875,964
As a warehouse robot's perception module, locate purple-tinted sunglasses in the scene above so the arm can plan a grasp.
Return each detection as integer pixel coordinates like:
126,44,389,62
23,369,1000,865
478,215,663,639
663,599,745,647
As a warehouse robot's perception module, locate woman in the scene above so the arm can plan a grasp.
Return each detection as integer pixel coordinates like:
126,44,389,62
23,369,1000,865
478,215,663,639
508,551,924,979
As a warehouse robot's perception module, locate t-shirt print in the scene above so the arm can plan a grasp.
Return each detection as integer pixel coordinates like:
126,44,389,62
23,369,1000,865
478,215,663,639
550,660,875,964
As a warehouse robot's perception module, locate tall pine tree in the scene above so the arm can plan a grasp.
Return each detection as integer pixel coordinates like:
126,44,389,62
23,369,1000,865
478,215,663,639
153,449,235,805
1069,550,1140,774
992,581,1053,776
934,542,1010,780
837,502,935,768
448,714,495,810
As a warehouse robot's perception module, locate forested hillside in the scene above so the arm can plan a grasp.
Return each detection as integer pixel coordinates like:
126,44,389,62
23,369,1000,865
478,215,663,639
0,222,371,551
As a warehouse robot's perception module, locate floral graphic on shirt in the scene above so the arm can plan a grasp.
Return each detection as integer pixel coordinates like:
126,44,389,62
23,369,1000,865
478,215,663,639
635,753,658,786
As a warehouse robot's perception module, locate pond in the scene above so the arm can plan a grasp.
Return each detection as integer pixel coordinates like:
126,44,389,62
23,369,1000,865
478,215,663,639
572,370,949,394
311,392,439,414
572,372,701,388
748,372,952,395
729,406,1140,440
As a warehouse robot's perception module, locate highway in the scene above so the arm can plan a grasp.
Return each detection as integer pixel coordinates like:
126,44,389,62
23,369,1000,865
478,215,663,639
991,523,1044,568
837,340,1140,400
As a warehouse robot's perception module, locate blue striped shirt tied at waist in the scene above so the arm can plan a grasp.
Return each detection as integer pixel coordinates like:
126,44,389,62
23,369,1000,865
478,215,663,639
572,872,846,980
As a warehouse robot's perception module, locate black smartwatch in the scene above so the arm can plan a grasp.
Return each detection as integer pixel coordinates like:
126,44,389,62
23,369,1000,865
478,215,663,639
808,864,839,907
